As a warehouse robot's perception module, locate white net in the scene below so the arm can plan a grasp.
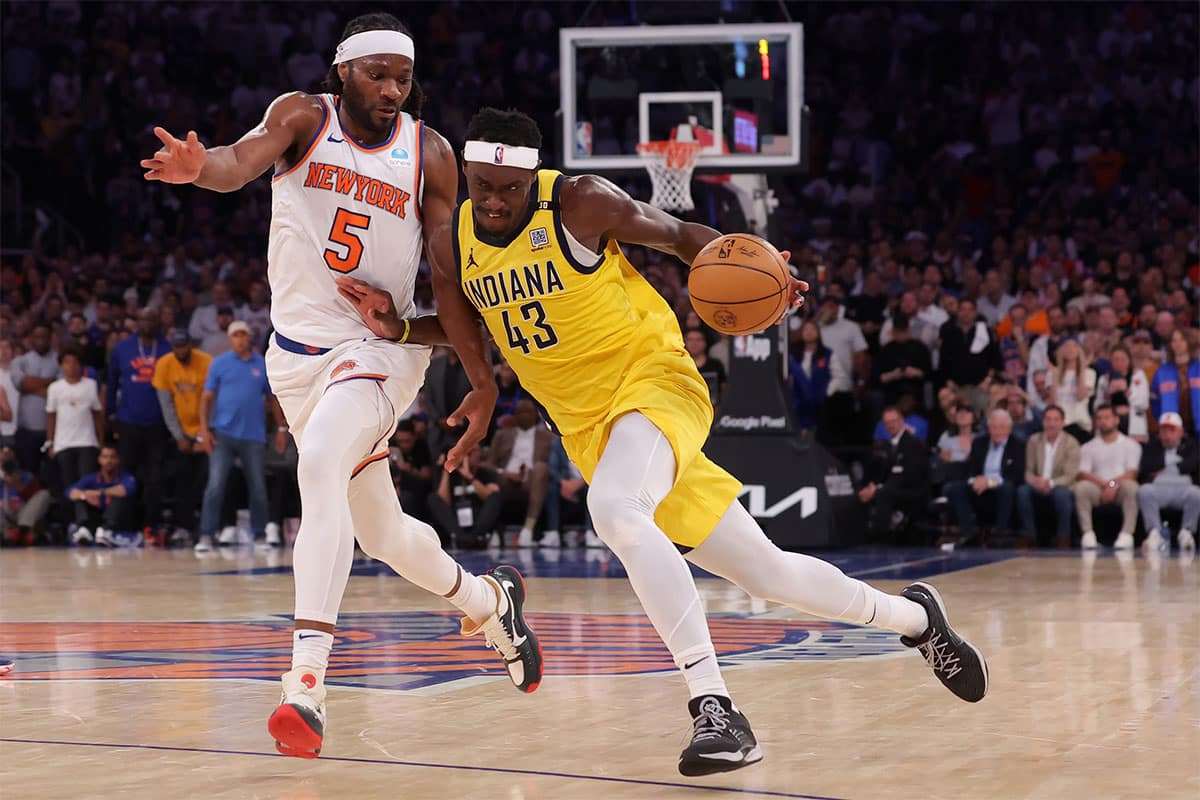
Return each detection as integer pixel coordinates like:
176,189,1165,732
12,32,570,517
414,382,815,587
637,140,703,212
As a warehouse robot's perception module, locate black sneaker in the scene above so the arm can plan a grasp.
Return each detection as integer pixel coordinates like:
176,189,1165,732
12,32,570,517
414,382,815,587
900,581,989,703
462,565,543,693
678,695,763,777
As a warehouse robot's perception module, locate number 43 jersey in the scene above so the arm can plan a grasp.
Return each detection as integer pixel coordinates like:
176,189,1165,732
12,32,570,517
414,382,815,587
454,170,710,442
268,93,425,349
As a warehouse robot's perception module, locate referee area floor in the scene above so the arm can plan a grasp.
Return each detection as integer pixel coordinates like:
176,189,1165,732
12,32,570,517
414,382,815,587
1,545,1196,799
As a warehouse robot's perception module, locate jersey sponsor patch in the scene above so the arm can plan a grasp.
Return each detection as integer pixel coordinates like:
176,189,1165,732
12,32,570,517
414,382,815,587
529,226,550,250
0,613,906,694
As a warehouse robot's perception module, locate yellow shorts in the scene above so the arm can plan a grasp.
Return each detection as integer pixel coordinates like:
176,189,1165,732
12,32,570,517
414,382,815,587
561,365,742,549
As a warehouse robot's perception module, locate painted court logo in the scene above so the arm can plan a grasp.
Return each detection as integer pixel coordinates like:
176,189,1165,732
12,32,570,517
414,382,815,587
0,612,905,694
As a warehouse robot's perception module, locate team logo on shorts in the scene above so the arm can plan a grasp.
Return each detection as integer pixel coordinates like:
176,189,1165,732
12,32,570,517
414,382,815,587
0,612,907,694
330,360,359,380
529,227,550,250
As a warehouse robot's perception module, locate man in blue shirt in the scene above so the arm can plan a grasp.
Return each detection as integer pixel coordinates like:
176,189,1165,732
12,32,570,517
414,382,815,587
67,445,137,547
196,321,286,552
942,409,1026,546
106,308,170,533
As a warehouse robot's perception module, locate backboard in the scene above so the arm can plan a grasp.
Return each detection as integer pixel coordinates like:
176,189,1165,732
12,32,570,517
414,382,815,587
559,23,803,173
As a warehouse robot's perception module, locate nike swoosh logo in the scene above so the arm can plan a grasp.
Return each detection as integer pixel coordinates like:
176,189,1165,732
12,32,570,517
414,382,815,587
297,633,323,640
327,134,345,143
684,655,711,670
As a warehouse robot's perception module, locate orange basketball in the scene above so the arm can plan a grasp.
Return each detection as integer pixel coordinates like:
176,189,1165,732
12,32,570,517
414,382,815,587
688,234,790,336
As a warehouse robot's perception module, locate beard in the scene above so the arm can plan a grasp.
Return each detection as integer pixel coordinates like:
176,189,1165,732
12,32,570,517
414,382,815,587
341,79,395,138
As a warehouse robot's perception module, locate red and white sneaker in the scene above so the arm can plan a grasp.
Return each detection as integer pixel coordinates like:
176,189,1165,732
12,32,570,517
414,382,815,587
267,667,327,758
460,565,543,693
0,658,14,675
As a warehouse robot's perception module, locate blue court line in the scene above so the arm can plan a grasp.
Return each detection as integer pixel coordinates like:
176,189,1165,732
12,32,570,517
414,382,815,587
0,737,847,800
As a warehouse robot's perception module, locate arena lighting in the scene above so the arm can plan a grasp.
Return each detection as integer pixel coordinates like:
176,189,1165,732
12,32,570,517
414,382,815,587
759,38,770,80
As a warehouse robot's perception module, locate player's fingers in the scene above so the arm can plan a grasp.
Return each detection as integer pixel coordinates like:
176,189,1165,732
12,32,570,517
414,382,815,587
186,130,200,146
779,249,792,262
794,279,810,292
143,171,162,181
336,286,362,306
139,158,165,169
444,445,464,472
152,126,177,147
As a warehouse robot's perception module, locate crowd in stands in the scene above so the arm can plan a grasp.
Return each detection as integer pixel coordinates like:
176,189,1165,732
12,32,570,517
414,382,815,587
2,2,1197,551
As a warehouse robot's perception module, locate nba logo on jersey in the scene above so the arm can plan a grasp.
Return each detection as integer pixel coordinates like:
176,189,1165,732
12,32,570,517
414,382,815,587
493,146,504,164
388,147,412,167
529,227,550,250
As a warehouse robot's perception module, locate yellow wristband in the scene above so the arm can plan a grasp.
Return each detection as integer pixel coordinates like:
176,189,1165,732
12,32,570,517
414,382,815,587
395,318,411,345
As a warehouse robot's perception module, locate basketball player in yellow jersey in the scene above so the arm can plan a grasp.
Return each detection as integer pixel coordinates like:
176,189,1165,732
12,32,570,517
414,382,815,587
339,108,988,776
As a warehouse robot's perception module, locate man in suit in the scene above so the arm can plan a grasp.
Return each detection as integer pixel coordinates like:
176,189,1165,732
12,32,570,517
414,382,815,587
858,406,930,539
1137,412,1200,553
486,398,553,547
943,409,1025,545
1017,405,1081,547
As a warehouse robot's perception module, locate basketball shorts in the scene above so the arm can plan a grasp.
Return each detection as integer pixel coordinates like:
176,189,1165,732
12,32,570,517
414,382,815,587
265,333,431,472
562,370,742,550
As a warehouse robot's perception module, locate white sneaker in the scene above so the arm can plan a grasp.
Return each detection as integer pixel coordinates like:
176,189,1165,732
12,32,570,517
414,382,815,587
540,529,561,548
1142,529,1166,554
583,529,603,549
1114,532,1135,550
515,528,534,548
193,534,214,554
265,522,282,546
94,527,115,548
218,526,239,546
1080,531,1099,550
1179,530,1196,552
267,667,327,759
72,527,93,546
170,528,192,548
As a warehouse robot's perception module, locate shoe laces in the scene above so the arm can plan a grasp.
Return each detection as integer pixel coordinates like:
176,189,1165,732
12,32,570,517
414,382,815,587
481,616,518,662
691,699,731,742
918,631,962,680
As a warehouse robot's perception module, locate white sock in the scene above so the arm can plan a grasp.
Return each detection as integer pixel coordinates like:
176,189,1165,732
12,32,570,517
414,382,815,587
291,629,334,672
686,501,930,639
444,566,504,623
675,644,728,699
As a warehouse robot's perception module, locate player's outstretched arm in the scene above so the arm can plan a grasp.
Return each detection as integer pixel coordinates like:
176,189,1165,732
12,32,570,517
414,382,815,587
140,93,321,193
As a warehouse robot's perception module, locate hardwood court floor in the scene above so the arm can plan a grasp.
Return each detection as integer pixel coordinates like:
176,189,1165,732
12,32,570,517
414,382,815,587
1,545,1196,799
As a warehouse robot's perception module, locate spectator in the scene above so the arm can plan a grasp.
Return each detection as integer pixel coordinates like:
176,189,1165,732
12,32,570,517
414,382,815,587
790,319,831,432
999,386,1038,440
107,307,171,533
487,398,552,548
977,270,1017,326
876,313,932,407
1018,405,1080,548
189,283,235,343
1137,412,1200,554
1025,306,1072,389
0,339,18,448
847,270,887,349
817,295,869,442
427,443,503,548
943,409,1024,546
1150,328,1200,439
200,306,237,357
858,407,930,540
64,313,106,372
46,348,103,497
1073,405,1142,550
914,282,949,350
1094,345,1149,441
389,419,434,520
997,305,1031,388
1052,339,1096,442
872,394,929,443
545,436,599,548
238,280,272,351
10,322,58,472
1,444,51,546
492,359,524,429
153,331,213,546
424,348,473,458
939,298,1001,414
936,404,978,483
196,321,285,552
686,328,727,409
66,444,136,547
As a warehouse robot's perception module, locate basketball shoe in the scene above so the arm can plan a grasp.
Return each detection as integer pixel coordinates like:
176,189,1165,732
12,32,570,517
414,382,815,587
0,658,14,675
900,582,989,703
678,695,763,777
267,667,327,758
460,565,542,693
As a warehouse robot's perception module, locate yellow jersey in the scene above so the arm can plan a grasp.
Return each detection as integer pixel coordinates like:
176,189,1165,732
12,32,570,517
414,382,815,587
152,350,213,437
454,170,741,547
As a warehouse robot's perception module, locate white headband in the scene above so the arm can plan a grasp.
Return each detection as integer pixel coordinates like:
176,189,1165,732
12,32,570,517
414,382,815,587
332,30,415,65
464,140,540,169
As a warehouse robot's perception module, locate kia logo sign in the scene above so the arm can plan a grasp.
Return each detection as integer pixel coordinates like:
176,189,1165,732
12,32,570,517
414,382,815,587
739,485,818,519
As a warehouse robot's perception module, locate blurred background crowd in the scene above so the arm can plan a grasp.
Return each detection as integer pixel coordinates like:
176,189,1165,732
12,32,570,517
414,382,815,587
1,1,1196,552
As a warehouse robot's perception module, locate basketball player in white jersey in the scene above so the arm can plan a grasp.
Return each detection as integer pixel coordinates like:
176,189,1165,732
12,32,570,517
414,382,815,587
140,14,541,759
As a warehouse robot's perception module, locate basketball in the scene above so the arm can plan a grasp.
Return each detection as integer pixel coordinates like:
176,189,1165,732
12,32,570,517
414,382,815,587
688,234,791,336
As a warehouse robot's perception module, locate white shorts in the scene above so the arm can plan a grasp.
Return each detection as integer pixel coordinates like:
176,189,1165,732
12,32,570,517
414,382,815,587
266,333,431,470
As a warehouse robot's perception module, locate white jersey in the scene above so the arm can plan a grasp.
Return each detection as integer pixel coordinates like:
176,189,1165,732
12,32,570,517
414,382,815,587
268,93,425,349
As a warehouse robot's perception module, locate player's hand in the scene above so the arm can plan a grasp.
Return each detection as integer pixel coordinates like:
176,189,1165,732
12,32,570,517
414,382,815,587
141,127,206,183
770,251,806,326
335,277,405,340
444,386,499,473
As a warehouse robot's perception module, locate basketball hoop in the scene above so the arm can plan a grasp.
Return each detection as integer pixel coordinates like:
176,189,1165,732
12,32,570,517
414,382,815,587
637,139,704,212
